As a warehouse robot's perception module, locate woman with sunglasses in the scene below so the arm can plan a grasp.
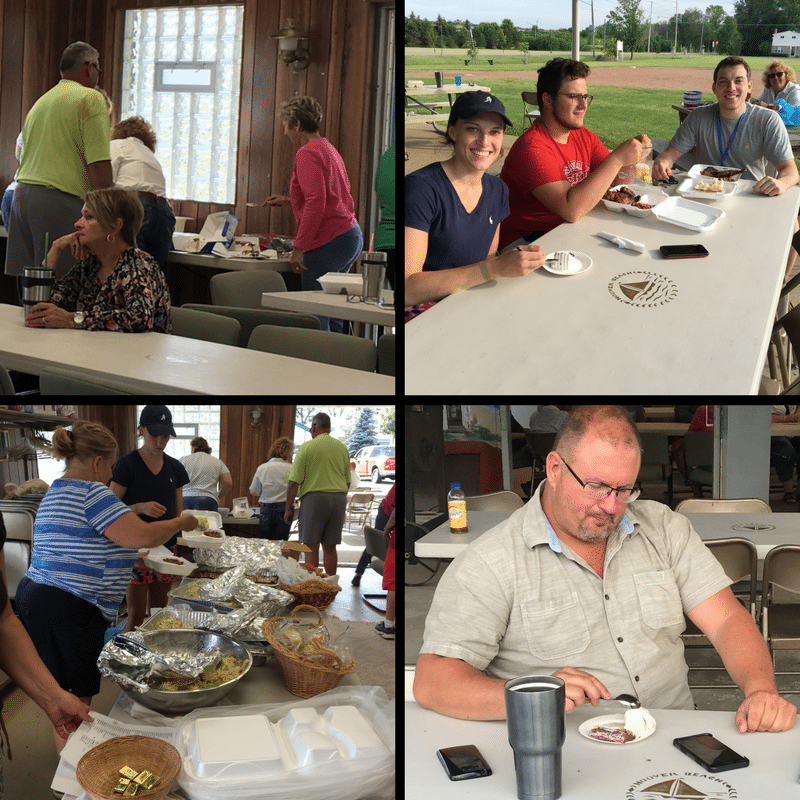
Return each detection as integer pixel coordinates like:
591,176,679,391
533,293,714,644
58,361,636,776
405,90,545,322
753,60,800,108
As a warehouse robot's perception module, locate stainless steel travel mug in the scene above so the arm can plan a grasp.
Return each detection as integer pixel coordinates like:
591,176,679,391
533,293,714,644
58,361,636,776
504,675,566,800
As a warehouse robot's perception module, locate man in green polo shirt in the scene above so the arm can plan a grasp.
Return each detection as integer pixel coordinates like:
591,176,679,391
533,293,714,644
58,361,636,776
5,41,113,281
285,412,350,575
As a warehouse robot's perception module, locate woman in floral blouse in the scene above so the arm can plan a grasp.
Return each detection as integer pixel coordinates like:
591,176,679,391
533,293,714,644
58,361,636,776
24,187,171,333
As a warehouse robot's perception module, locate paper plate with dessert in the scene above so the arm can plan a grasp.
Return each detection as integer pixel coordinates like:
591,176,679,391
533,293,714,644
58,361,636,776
578,708,657,744
677,174,738,200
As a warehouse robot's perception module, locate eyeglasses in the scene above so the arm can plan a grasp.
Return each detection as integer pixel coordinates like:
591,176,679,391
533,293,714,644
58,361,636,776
769,72,785,79
557,93,594,106
86,61,103,77
558,454,641,503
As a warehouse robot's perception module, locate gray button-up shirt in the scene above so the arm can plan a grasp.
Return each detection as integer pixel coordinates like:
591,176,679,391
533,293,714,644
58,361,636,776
421,483,732,710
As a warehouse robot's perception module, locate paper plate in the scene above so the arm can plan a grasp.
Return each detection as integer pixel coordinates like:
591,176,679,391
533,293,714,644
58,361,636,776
578,713,656,745
543,251,592,275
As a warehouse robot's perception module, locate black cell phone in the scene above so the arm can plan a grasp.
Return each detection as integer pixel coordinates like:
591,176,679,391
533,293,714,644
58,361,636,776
660,244,710,259
673,733,749,772
436,744,492,780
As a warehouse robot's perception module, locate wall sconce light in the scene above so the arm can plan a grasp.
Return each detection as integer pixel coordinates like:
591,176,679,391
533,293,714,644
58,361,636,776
272,18,309,71
250,407,262,428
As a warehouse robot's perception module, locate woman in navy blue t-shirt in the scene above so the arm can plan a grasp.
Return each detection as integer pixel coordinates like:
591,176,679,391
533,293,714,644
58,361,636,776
111,406,190,631
405,91,546,321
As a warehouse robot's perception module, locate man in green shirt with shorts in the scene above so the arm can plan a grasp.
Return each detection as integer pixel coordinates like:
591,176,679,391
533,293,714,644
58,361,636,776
5,41,113,281
285,412,351,575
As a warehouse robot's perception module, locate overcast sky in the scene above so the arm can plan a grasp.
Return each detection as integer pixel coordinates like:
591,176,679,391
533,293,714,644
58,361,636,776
405,0,740,33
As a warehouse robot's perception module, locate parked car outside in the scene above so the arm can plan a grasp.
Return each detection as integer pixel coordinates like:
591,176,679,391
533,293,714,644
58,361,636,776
353,445,395,483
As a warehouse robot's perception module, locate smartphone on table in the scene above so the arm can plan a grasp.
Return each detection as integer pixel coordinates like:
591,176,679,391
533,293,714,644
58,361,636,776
673,733,749,772
437,744,492,780
660,244,710,259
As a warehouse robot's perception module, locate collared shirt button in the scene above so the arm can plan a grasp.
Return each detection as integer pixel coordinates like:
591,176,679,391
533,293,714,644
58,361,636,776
605,594,610,600
635,675,640,682
617,636,623,642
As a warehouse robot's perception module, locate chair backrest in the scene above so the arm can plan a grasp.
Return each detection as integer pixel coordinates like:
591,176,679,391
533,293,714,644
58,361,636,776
39,367,139,395
778,303,800,355
525,432,557,460
170,306,240,346
521,90,538,105
349,493,375,506
466,490,524,511
675,498,771,513
210,270,287,308
763,544,800,595
705,538,758,610
683,430,714,466
639,432,671,467
182,304,320,348
247,324,377,372
363,525,389,561
378,333,395,376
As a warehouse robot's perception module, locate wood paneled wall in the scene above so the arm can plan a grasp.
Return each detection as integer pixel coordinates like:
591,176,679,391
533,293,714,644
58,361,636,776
75,404,296,501
0,0,385,242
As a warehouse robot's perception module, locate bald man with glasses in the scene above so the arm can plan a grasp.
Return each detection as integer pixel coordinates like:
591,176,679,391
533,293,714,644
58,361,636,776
498,57,651,251
414,405,796,734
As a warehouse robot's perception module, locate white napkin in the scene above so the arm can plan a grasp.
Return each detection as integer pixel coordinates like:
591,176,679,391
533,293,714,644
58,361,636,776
597,231,646,254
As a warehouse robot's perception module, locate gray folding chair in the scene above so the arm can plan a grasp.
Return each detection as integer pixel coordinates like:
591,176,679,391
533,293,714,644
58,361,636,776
170,306,240,346
210,270,287,308
247,324,377,372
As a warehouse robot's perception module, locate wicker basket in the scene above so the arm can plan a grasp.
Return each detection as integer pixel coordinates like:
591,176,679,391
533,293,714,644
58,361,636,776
262,604,356,698
277,563,342,609
76,735,181,800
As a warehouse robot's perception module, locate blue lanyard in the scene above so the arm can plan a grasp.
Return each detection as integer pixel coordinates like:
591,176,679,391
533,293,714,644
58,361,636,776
717,110,746,166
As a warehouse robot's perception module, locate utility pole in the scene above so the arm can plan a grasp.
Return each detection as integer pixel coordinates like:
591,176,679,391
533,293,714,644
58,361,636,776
674,0,679,53
591,0,596,56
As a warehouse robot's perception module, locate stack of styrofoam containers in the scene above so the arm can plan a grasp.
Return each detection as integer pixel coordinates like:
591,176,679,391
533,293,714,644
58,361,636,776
178,704,390,800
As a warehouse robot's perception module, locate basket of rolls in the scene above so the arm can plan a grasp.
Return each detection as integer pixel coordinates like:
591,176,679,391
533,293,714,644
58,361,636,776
76,735,181,800
262,604,356,697
277,562,342,609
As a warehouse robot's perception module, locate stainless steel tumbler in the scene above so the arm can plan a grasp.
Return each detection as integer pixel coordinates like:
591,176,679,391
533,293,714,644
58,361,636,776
504,675,566,800
21,267,54,320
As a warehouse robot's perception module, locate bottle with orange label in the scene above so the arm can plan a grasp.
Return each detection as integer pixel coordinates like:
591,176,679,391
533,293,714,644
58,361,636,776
447,482,468,533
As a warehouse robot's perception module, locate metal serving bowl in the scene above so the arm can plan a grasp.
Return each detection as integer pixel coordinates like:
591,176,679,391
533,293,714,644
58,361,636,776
119,629,253,714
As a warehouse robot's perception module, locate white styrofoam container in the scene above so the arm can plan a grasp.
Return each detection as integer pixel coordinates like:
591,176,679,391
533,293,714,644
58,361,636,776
651,196,726,232
189,715,284,778
318,273,363,295
180,511,226,549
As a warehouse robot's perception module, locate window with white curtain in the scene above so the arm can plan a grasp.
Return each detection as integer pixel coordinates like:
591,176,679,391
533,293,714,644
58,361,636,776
120,5,244,204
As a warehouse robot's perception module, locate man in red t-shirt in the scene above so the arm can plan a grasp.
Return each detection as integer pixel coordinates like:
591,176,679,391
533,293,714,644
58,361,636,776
499,58,651,251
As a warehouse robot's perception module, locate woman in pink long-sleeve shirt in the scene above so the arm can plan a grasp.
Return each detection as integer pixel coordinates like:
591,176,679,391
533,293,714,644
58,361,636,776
264,96,363,333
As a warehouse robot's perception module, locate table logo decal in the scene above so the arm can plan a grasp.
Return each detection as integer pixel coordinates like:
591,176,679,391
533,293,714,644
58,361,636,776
732,523,775,532
627,772,736,799
608,271,678,307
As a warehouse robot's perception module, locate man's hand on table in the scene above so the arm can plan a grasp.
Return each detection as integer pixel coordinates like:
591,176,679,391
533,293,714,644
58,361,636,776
735,689,797,732
552,666,611,713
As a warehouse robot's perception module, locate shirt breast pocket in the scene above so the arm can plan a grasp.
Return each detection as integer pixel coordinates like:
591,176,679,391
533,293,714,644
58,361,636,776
634,570,685,629
520,593,591,660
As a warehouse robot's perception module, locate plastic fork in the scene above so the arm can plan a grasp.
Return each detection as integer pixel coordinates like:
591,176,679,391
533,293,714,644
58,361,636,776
546,251,573,272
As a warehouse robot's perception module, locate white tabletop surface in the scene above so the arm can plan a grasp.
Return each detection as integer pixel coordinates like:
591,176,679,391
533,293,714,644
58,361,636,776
0,303,395,395
261,290,396,325
406,701,800,799
406,179,800,393
416,509,800,560
685,511,800,559
407,83,491,94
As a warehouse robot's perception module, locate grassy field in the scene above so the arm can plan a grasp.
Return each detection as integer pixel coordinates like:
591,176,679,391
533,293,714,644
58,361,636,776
405,51,782,151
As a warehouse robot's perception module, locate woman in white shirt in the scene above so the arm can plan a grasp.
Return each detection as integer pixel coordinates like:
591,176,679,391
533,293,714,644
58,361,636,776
754,60,800,108
110,116,175,267
250,437,295,540
180,437,232,512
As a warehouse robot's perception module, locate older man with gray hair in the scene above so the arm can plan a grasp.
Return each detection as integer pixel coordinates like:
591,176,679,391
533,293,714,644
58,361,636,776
285,412,351,575
5,41,113,281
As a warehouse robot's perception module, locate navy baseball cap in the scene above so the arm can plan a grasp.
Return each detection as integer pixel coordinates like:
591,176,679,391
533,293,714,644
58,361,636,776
448,90,513,128
139,405,176,436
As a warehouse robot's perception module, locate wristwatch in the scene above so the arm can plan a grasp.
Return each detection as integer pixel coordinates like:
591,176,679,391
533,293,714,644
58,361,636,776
73,311,85,329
